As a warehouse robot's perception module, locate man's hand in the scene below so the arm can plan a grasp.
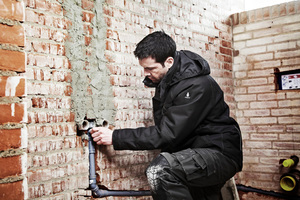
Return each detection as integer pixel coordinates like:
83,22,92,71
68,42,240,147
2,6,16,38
90,127,113,145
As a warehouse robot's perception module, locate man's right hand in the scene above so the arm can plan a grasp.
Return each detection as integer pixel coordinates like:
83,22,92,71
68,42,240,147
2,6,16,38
90,127,113,145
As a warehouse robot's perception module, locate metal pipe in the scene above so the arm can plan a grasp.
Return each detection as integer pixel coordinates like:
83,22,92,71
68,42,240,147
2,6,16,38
236,185,300,200
87,129,151,198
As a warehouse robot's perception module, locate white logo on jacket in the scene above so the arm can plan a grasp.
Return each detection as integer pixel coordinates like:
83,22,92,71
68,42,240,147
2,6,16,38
185,92,190,99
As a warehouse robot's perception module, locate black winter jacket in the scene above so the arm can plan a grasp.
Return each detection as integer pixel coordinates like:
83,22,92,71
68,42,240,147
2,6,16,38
112,50,243,170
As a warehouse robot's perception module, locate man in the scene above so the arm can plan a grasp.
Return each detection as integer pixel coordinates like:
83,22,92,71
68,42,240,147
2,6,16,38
91,31,243,200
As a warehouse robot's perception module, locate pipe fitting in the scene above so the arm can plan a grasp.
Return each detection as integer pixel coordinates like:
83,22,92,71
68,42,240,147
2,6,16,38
86,129,151,198
280,169,300,192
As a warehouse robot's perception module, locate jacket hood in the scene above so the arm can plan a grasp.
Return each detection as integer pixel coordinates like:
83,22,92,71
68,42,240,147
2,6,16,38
143,50,210,87
170,50,210,85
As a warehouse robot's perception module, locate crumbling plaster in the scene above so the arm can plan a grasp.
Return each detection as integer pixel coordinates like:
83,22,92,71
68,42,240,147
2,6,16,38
63,0,115,127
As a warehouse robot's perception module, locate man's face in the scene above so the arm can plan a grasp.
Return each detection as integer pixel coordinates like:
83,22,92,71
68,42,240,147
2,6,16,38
139,57,173,83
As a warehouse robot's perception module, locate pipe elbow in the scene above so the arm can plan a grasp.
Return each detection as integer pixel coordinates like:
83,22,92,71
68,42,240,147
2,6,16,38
90,182,108,198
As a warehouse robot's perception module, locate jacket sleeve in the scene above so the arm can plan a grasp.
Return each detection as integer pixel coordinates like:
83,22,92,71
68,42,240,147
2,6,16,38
112,76,217,151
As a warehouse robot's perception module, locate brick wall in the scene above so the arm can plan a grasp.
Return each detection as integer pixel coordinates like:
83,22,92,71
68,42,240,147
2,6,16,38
1,0,244,199
232,1,300,199
23,0,88,199
0,0,27,199
5,0,298,199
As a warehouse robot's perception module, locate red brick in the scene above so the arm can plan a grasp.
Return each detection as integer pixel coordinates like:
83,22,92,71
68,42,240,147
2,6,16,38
0,129,22,150
64,85,73,96
0,76,26,97
248,10,255,23
288,2,296,14
0,103,26,124
263,7,270,19
220,46,232,56
82,0,94,11
0,0,24,21
279,4,287,16
0,49,26,72
49,1,62,15
85,36,92,46
0,181,24,200
0,156,22,178
35,0,62,15
240,11,248,24
0,24,25,46
82,11,95,22
256,9,263,21
83,24,93,35
271,5,280,18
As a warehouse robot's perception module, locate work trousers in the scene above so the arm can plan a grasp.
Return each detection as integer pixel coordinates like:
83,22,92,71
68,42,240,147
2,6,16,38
145,148,238,200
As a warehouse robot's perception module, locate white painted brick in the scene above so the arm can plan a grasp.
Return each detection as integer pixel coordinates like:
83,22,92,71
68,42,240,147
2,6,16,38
247,53,273,62
275,49,300,59
234,32,252,41
282,23,300,32
235,71,247,78
273,32,300,43
272,15,300,26
267,41,296,52
233,26,245,34
254,60,281,69
253,27,282,38
240,46,267,55
234,41,246,49
241,78,268,86
282,57,300,66
246,37,273,47
245,20,273,31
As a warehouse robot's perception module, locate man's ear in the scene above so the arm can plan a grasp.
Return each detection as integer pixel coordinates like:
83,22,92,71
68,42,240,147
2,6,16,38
164,57,174,69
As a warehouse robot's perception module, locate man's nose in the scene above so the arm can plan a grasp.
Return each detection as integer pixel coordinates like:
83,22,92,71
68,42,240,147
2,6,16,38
144,69,150,76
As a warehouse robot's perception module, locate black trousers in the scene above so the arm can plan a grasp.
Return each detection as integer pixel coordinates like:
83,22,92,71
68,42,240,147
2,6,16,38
145,148,238,200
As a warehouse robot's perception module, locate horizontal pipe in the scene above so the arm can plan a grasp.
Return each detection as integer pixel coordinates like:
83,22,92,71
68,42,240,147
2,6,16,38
87,129,151,198
92,189,151,197
236,185,299,200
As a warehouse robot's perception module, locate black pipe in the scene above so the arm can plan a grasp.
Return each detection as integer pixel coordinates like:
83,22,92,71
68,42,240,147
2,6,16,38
87,129,151,198
236,185,300,200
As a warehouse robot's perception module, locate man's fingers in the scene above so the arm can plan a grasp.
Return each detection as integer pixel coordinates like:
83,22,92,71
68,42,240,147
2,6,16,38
89,127,113,146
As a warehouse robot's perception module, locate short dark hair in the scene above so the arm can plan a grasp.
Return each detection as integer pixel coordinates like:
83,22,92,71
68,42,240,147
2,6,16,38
134,31,176,65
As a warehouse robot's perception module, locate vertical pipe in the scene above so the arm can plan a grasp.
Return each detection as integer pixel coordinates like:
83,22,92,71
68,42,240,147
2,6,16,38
87,129,151,198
